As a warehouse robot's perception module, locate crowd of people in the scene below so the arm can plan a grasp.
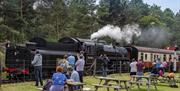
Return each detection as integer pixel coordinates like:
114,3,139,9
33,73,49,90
31,50,85,91
129,58,176,81
31,49,177,91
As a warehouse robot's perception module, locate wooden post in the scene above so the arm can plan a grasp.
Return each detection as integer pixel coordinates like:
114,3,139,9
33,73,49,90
93,59,97,77
23,59,25,82
0,59,2,87
179,63,180,78
119,61,122,75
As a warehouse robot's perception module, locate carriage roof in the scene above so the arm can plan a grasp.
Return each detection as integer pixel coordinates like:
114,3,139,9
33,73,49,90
134,46,180,55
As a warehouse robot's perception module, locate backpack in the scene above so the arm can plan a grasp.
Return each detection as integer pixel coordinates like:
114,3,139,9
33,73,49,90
158,70,164,77
43,79,53,91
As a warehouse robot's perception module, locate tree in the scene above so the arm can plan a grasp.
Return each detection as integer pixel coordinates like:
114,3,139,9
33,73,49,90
108,0,130,26
33,0,68,40
0,24,24,42
162,8,175,28
148,5,163,20
138,15,162,27
97,0,110,25
0,0,179,48
1,0,37,41
171,11,180,47
128,0,150,23
66,0,98,38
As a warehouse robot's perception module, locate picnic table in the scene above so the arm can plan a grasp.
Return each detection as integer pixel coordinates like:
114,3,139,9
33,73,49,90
66,81,86,91
132,75,157,91
93,77,129,91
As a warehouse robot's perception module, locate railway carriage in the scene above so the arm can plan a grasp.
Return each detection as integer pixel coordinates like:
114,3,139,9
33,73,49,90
125,46,180,68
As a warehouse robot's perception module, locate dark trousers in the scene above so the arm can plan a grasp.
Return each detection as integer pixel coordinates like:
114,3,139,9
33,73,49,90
34,66,43,86
77,71,83,83
102,66,107,77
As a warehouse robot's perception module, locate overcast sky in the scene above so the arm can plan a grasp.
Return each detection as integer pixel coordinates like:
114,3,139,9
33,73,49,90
143,0,180,13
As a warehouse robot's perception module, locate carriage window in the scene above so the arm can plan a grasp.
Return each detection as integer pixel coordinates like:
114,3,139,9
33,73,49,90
145,54,147,60
141,53,144,60
151,54,153,61
163,55,166,61
157,55,159,59
169,55,172,60
154,55,156,60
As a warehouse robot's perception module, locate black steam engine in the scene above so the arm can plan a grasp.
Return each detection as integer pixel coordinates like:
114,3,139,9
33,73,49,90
4,37,130,80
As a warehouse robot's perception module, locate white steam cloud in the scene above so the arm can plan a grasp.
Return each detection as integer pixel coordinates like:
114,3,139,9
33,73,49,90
138,27,172,47
91,24,141,43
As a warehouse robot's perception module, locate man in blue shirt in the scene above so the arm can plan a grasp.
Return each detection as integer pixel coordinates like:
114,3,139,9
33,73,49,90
67,53,75,69
67,66,80,82
155,58,161,71
67,66,80,90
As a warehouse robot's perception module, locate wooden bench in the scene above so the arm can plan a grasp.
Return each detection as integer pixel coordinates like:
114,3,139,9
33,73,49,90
83,87,92,91
108,82,130,89
66,82,86,91
133,75,158,91
93,84,121,91
93,77,129,91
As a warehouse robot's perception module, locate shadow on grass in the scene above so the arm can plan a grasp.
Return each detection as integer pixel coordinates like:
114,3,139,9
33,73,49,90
130,88,162,91
157,84,169,87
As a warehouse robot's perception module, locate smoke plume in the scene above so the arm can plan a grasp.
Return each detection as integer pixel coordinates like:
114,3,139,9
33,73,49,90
90,24,141,43
137,27,172,48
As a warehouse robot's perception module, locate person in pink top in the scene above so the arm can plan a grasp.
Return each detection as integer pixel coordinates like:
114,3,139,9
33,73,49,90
136,59,144,76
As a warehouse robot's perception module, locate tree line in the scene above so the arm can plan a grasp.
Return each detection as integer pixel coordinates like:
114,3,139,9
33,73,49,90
0,0,180,48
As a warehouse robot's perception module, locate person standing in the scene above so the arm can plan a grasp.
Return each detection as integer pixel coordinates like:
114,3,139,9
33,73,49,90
162,60,168,72
31,50,43,86
173,57,177,72
129,58,137,81
75,55,85,82
58,55,69,75
169,58,174,72
136,59,144,76
151,60,159,75
67,53,75,69
155,58,162,71
98,54,109,77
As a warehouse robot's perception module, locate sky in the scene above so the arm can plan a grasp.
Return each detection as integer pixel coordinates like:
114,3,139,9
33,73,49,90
95,0,180,13
143,0,180,13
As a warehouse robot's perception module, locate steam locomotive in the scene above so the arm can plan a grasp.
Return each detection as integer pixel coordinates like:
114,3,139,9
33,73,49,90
4,37,180,80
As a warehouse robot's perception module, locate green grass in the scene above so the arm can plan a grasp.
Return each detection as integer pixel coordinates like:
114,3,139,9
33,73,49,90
1,73,180,91
1,82,38,91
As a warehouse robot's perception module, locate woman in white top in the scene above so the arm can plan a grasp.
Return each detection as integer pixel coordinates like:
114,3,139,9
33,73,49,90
129,58,137,81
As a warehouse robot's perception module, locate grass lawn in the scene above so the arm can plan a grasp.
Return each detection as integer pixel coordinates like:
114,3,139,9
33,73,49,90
1,73,180,91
